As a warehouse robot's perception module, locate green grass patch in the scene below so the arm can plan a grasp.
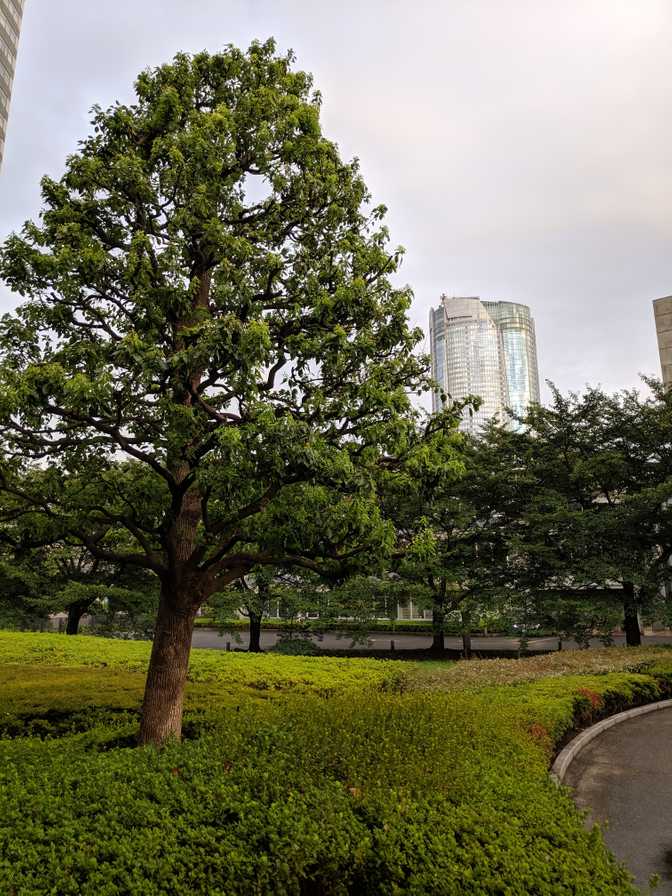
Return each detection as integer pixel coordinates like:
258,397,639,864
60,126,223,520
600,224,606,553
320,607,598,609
2,633,671,894
0,630,406,692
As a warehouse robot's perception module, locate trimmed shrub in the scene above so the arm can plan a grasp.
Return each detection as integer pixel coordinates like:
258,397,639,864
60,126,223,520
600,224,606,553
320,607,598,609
270,637,322,656
3,635,671,893
0,692,639,895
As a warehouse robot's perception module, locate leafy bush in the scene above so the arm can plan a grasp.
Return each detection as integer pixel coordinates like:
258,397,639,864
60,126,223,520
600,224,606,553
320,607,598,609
3,634,671,893
270,636,323,656
194,615,523,635
0,691,641,895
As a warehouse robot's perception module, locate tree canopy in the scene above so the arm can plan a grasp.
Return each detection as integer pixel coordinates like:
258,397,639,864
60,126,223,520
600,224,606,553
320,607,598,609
473,383,672,645
0,40,442,744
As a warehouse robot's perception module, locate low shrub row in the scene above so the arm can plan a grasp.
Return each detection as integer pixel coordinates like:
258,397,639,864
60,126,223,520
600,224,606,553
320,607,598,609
0,690,642,895
2,635,671,893
194,616,545,636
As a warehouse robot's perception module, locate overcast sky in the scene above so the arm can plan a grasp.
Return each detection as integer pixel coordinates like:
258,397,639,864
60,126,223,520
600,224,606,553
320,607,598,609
1,0,671,402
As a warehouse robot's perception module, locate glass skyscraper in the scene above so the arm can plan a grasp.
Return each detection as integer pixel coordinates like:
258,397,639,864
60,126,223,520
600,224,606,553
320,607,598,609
0,0,24,169
429,295,540,435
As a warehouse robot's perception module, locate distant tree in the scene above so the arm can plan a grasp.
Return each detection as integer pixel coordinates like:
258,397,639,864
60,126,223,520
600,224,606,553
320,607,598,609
36,547,159,636
379,407,499,657
599,379,672,605
241,572,272,653
207,571,273,652
478,383,672,646
0,42,436,744
16,534,158,636
209,567,307,652
0,553,45,629
0,465,160,634
535,593,621,649
201,470,412,656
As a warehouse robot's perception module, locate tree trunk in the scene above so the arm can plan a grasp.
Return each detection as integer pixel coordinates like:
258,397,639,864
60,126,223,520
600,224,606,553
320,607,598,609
461,609,472,659
431,602,446,654
139,271,211,747
65,601,88,635
138,589,197,746
248,611,262,652
623,582,641,647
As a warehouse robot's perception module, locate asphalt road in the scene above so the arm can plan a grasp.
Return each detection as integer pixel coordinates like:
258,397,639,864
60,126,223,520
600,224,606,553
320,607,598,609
191,628,672,652
564,707,672,894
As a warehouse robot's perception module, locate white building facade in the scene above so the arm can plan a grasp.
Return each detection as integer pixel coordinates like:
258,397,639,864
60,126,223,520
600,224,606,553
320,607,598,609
0,0,24,169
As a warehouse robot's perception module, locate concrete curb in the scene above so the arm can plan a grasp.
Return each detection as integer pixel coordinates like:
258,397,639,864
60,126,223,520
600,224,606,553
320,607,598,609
550,698,672,785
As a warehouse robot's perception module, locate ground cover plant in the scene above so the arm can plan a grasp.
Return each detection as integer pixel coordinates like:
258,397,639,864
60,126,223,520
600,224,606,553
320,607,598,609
2,634,672,893
0,631,402,726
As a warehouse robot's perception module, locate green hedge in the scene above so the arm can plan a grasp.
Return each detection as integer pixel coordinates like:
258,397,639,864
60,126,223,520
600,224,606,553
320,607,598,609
194,616,520,635
0,691,643,895
2,634,670,893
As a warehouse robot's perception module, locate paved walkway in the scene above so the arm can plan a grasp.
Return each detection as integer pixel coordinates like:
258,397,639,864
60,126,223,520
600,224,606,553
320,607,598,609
191,628,672,653
564,707,672,893
191,629,564,652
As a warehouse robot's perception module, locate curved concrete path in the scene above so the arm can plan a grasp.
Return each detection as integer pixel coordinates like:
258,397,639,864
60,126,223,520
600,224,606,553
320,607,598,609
564,706,672,893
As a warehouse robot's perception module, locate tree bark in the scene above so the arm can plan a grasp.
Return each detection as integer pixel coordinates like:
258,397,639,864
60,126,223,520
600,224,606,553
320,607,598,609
65,601,89,635
248,611,262,652
461,609,472,660
430,602,446,654
138,587,197,746
623,582,641,647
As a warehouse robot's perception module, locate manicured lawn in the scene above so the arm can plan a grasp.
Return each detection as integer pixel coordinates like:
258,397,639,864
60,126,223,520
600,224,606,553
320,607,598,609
0,630,403,690
2,632,671,894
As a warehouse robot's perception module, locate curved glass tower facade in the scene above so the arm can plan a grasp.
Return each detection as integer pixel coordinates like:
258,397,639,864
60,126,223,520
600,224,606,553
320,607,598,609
0,0,25,169
430,295,540,434
482,300,540,422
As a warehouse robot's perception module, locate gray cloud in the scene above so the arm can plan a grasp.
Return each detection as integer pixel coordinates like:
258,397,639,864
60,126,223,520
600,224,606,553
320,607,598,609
1,0,670,402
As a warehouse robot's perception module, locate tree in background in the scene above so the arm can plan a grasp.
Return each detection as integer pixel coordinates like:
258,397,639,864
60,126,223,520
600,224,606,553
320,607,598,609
0,465,160,634
214,481,403,650
208,567,307,653
378,407,497,656
40,549,159,636
207,570,273,653
0,553,45,629
0,42,439,744
476,383,672,646
601,379,672,612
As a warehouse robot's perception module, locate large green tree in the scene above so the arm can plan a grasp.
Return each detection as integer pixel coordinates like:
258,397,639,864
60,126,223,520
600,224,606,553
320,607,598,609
0,42,429,744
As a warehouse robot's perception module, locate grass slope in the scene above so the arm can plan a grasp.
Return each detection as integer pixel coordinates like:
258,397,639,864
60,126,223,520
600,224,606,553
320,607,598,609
2,632,671,894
